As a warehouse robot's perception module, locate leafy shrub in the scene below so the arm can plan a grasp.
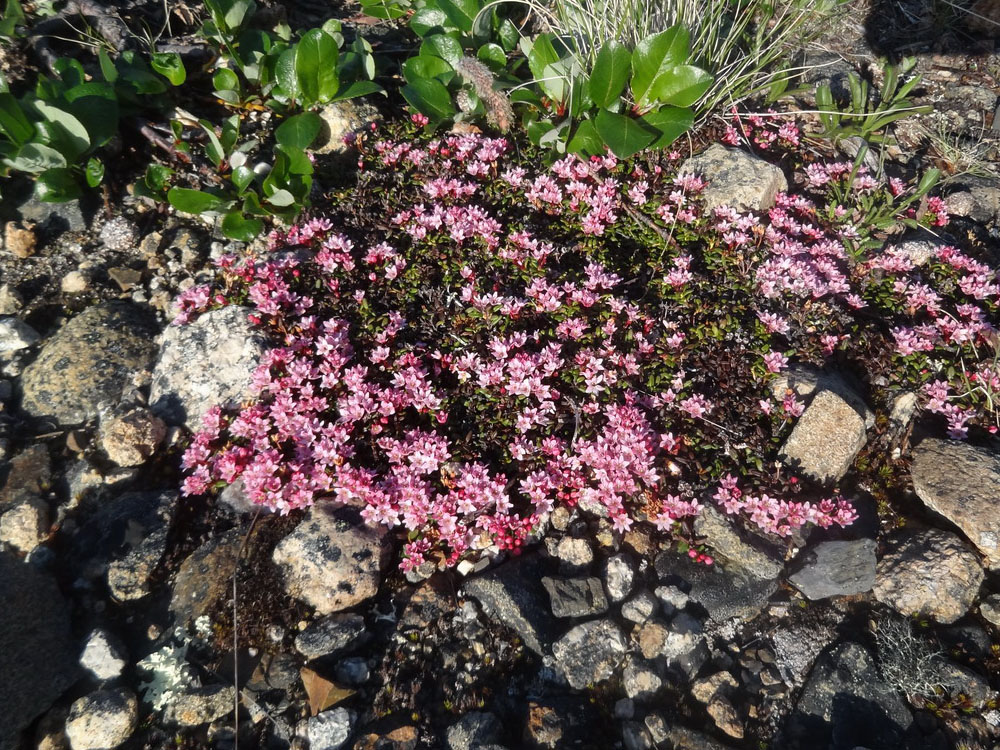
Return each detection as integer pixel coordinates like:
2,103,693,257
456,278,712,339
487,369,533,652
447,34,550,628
0,50,184,200
165,111,322,241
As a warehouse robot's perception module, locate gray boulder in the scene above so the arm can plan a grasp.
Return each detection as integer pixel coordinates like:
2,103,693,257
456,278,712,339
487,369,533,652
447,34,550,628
150,305,267,430
779,389,869,485
65,688,138,750
552,619,627,689
273,505,390,615
911,438,1000,569
541,576,608,618
679,144,787,212
788,539,877,600
20,303,159,425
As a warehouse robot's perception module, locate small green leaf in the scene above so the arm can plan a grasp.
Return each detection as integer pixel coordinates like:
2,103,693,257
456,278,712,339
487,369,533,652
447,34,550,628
167,187,229,214
631,26,690,108
275,47,299,99
589,41,630,109
144,163,173,191
329,80,385,102
296,29,340,104
151,52,187,85
567,118,604,156
651,64,713,108
409,7,448,37
221,211,263,241
594,108,656,158
275,111,321,150
4,142,67,172
0,93,33,145
0,0,26,37
231,165,255,193
265,188,295,206
30,102,91,158
401,78,456,123
213,67,240,93
420,34,463,67
402,55,454,84
640,106,694,148
476,43,506,71
496,18,520,52
35,167,82,201
85,157,104,187
434,0,480,33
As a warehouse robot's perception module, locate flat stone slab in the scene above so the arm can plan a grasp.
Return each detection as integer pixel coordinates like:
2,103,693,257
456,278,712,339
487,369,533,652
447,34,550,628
911,438,1000,569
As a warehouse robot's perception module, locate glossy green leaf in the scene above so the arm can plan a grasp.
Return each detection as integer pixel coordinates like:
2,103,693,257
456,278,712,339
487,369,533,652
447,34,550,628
85,156,104,187
650,64,712,107
496,18,520,52
296,29,340,104
64,90,119,147
276,111,321,150
594,108,656,158
410,7,448,37
0,0,25,37
265,188,295,206
476,43,506,71
213,67,240,93
0,93,33,145
435,0,480,33
567,118,603,156
640,106,694,148
525,33,561,83
54,58,87,88
589,41,630,108
144,163,173,191
221,211,263,241
231,165,255,193
275,47,299,99
167,187,229,214
402,54,454,84
631,26,690,107
35,167,82,202
117,51,169,95
420,34,463,67
151,52,187,85
401,78,456,123
329,80,385,102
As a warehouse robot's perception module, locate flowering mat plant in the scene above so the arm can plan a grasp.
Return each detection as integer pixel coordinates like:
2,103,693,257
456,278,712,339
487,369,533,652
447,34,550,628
178,114,997,572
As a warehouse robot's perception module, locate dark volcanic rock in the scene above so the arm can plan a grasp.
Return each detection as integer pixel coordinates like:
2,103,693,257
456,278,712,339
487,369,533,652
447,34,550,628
541,576,608,618
20,302,159,425
784,642,912,750
788,538,877,600
463,553,559,656
170,528,244,625
0,552,79,750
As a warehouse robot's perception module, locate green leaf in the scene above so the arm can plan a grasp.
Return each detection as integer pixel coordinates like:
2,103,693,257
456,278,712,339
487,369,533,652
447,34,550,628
224,0,256,32
329,79,384,102
640,106,694,148
496,18,520,52
144,163,173,191
410,7,448,37
265,188,295,206
420,34,463,67
402,55,454,84
296,29,340,104
525,33,561,83
567,118,604,156
54,58,87,88
221,211,263,241
476,43,506,71
151,52,186,86
64,89,119,147
401,78,456,123
199,120,226,169
35,167,82,201
0,93,33,145
434,0,480,33
167,187,229,214
631,26,690,108
117,51,169,95
0,0,25,37
594,108,656,158
85,157,104,187
361,0,410,20
231,165,255,193
276,111,321,150
4,142,66,172
98,49,118,83
589,41,630,108
275,47,299,99
648,64,712,107
213,67,240,93
30,102,90,159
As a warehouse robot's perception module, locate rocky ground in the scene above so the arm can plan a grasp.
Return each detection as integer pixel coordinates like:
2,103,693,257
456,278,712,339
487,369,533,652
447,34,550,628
2,2,1000,750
